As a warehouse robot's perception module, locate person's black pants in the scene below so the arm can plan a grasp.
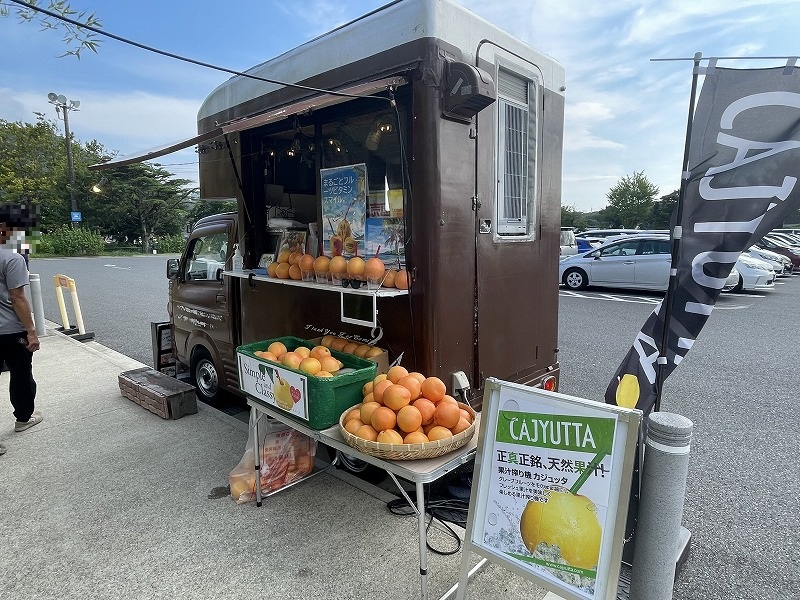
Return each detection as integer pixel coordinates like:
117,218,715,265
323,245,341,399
0,331,37,422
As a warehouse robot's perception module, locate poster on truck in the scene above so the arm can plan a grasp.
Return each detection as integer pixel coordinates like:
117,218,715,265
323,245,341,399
321,164,367,258
457,380,640,600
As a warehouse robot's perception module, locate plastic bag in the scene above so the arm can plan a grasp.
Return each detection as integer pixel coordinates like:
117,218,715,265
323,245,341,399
229,417,317,504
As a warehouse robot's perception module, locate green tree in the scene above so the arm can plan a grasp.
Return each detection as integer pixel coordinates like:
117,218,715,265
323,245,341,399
0,0,101,58
561,205,588,230
186,197,236,226
642,189,678,230
606,171,659,228
84,163,194,253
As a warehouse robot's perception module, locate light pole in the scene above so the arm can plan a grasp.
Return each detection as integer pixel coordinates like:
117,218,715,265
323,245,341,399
47,92,81,217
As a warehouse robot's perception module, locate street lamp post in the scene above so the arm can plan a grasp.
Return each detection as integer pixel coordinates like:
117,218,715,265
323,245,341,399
47,92,80,217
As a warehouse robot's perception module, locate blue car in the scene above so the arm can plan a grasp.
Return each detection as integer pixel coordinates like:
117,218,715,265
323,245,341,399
575,237,594,253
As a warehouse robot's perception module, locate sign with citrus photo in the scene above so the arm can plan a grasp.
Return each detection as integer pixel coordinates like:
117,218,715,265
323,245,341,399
456,380,640,600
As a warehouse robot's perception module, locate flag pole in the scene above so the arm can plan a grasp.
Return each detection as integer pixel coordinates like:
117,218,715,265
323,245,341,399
654,52,704,414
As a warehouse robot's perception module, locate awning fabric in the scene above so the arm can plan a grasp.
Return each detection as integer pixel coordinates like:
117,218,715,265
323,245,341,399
89,76,406,171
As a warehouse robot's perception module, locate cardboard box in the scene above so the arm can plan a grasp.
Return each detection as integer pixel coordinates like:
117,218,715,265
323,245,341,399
237,337,376,430
309,336,389,374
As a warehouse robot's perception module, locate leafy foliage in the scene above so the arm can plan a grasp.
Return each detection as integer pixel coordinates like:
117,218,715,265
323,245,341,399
45,224,104,255
561,205,588,230
187,198,236,226
1,0,102,58
154,233,186,254
604,171,659,228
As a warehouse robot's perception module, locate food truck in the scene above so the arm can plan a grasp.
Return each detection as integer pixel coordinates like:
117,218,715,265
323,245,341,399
93,0,565,425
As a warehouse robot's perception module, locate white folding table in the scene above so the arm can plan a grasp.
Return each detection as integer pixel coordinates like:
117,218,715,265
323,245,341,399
247,397,481,600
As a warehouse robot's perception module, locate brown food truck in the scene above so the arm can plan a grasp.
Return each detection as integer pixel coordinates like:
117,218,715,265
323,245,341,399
94,0,565,437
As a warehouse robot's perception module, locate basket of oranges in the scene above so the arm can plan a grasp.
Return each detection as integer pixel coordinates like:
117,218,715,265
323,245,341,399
338,367,478,461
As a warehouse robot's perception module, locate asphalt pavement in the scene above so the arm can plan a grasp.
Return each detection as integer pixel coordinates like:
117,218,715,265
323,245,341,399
0,324,551,600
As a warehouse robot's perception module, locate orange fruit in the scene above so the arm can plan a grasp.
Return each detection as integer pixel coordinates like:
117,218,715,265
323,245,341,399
342,342,360,354
434,401,460,429
299,357,321,374
267,262,279,278
362,392,374,405
310,345,332,360
329,256,348,274
281,352,302,370
365,347,384,358
288,251,303,265
345,408,361,422
373,373,388,385
408,372,426,384
267,341,287,357
383,384,412,411
395,269,409,290
354,344,372,358
421,377,446,403
362,381,374,396
364,257,385,280
321,335,336,347
460,408,473,423
371,406,397,432
397,375,421,400
383,270,397,288
360,402,381,425
288,264,302,280
376,429,404,444
355,424,378,441
439,395,458,406
372,379,394,404
347,257,366,277
396,405,423,433
294,346,311,358
451,417,472,435
299,254,315,271
313,255,331,274
261,351,279,362
404,431,429,444
427,426,453,441
387,365,409,384
277,250,291,264
412,398,436,426
316,371,333,378
330,338,348,352
344,418,364,434
319,356,341,374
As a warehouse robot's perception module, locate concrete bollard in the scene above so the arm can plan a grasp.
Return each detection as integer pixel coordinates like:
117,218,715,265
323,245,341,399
629,412,693,600
29,274,47,337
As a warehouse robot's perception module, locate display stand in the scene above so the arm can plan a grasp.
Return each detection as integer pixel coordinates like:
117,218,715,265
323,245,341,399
246,396,481,600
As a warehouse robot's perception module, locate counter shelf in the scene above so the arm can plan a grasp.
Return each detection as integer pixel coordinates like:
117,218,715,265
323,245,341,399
224,269,408,327
246,396,482,600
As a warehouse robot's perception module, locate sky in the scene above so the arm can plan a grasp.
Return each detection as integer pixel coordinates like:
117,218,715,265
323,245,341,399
1,0,799,212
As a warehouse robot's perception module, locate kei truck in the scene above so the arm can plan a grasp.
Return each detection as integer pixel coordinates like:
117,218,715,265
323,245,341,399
93,0,565,438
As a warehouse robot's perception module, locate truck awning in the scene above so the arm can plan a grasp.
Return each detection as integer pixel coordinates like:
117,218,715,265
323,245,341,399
89,75,407,171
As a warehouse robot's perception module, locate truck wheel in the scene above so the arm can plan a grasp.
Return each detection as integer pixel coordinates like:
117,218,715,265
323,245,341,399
325,445,387,484
563,268,588,290
191,347,221,404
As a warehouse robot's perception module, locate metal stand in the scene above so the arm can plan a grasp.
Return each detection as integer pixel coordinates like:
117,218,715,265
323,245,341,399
246,397,481,600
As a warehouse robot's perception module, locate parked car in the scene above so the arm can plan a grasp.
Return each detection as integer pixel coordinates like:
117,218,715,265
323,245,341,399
756,238,800,271
560,227,578,256
728,254,776,292
559,235,672,291
744,245,792,276
575,237,596,252
723,267,740,292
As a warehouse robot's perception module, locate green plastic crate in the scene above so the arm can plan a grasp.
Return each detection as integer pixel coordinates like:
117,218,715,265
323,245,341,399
237,336,376,430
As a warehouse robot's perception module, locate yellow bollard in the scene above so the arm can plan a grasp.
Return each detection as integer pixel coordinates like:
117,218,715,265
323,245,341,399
53,274,86,335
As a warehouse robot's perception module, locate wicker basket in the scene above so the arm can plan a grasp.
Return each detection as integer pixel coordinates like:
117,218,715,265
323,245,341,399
339,402,477,460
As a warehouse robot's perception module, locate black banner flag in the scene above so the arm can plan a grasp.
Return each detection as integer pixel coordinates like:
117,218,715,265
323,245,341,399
606,65,800,415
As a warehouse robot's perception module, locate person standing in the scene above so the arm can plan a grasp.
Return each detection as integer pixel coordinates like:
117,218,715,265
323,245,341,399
0,206,41,456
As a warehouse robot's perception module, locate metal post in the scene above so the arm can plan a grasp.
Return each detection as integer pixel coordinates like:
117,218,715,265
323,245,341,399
62,106,77,214
29,274,47,337
629,412,693,600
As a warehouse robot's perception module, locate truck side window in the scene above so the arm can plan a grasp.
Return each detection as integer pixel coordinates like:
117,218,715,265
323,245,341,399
184,232,229,281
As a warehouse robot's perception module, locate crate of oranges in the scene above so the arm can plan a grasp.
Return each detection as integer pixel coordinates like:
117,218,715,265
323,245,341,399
338,366,478,460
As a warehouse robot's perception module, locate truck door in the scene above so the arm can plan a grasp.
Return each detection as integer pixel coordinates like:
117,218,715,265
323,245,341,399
171,223,236,400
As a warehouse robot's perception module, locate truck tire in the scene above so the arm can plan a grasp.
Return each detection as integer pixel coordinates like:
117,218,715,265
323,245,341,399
191,347,221,404
325,445,388,484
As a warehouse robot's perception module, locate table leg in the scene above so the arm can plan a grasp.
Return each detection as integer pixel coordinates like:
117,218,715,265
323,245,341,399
250,408,262,507
417,480,428,600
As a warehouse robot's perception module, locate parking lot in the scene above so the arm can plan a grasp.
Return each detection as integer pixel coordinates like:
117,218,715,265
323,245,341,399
556,277,800,600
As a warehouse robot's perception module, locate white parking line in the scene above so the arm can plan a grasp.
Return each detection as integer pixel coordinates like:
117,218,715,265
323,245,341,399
560,290,755,309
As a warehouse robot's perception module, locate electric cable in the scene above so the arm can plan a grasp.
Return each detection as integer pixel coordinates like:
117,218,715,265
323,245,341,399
9,0,391,103
386,491,471,556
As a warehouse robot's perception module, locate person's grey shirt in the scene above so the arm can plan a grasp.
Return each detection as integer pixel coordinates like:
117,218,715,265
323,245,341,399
0,249,29,334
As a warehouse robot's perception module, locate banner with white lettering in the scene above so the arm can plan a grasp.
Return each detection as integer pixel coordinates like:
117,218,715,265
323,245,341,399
606,66,800,414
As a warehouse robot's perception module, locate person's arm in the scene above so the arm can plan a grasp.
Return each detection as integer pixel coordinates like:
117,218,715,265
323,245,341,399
9,287,39,352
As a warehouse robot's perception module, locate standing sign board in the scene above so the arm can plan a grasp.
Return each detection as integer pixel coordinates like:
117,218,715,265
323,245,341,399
456,379,641,600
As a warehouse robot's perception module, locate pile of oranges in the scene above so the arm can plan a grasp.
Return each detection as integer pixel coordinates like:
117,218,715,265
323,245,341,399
342,366,474,445
253,340,343,377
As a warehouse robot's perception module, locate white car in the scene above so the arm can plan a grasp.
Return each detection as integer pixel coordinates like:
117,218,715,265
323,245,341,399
744,245,792,276
727,254,776,292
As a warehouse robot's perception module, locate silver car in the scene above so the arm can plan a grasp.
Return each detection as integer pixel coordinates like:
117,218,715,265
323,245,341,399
559,235,672,291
